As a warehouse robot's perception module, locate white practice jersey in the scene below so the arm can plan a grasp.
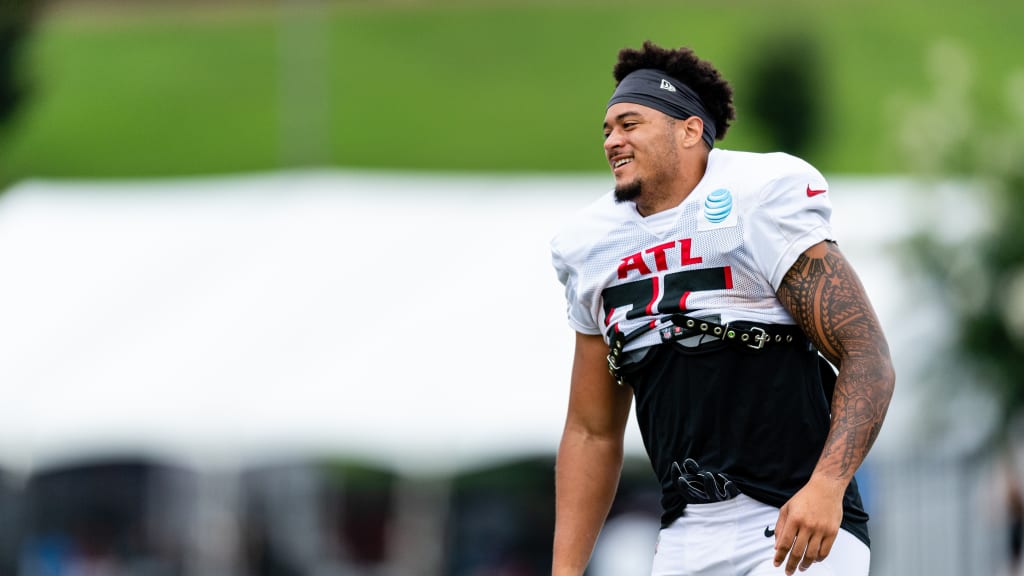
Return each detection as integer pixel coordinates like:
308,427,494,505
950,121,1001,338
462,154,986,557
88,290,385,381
551,148,834,352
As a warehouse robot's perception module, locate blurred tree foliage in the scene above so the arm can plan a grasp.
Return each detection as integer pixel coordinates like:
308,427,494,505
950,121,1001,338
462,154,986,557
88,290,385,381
0,0,41,126
909,168,1024,429
901,41,1024,431
744,34,825,160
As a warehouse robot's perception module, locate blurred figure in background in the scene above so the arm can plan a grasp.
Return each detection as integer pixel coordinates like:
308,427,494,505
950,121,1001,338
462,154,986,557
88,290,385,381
1011,479,1023,576
1002,451,1024,576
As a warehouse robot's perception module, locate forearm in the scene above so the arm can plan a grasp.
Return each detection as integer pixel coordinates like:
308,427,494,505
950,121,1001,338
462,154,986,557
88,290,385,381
813,354,895,486
552,427,624,576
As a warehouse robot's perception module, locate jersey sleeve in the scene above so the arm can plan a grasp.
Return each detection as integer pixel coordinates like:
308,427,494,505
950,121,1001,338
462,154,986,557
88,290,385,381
747,161,834,290
551,238,603,336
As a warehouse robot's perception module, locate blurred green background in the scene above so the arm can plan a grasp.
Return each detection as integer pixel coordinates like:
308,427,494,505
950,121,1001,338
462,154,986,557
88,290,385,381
1,0,1022,185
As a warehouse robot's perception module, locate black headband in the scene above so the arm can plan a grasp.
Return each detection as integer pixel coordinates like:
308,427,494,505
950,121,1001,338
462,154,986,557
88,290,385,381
607,69,717,148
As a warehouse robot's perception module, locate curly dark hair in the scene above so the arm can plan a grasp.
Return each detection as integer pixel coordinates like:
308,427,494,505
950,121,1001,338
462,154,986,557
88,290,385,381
613,41,736,142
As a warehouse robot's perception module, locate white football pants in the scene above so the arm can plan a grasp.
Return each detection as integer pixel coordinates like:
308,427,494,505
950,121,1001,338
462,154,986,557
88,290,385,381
651,494,870,576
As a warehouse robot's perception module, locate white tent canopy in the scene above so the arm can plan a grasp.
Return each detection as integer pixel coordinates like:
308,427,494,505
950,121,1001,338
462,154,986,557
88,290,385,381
0,171,991,476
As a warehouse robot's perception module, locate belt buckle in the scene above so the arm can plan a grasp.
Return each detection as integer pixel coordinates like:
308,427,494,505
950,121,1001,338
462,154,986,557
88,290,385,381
607,353,619,374
606,354,628,386
746,326,769,350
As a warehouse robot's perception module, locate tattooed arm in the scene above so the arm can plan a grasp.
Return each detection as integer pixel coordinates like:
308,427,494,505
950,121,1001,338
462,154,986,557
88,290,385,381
771,240,895,575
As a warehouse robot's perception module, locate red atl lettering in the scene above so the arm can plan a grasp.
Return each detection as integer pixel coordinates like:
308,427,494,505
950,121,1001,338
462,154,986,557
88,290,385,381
617,238,703,279
645,241,676,271
679,238,703,266
617,253,652,279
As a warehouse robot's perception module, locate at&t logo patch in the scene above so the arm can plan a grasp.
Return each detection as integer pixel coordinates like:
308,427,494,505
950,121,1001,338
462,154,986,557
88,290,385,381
699,188,737,230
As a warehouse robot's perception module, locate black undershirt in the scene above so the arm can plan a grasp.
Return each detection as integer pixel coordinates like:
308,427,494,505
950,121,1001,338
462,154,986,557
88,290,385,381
620,335,870,548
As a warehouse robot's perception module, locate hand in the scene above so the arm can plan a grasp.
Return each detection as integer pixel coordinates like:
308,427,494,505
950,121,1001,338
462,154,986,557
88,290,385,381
772,476,846,574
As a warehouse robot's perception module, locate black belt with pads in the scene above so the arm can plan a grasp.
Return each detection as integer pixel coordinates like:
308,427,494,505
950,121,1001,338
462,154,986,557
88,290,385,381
606,313,810,386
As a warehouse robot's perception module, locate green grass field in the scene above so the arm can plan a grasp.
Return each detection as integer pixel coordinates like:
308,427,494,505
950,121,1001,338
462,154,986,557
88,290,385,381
0,0,1021,184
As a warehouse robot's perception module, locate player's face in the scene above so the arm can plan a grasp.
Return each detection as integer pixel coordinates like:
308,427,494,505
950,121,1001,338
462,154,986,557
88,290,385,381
603,103,681,203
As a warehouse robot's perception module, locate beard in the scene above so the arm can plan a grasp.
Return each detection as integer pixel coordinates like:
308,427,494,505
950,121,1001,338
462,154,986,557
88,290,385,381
614,179,642,203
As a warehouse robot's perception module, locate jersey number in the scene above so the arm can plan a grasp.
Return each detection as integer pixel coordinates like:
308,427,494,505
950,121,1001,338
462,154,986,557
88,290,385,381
601,266,732,327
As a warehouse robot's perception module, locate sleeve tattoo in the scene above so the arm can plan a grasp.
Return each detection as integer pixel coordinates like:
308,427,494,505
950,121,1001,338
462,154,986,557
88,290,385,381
777,241,895,480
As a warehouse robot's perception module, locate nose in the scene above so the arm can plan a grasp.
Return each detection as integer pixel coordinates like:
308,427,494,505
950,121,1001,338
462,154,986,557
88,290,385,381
604,127,624,153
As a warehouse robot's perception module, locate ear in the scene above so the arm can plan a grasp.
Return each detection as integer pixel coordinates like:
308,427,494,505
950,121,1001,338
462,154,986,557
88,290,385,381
678,116,706,148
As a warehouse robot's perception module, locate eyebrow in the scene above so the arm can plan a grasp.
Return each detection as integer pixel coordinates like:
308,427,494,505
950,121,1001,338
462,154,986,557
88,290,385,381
603,111,643,130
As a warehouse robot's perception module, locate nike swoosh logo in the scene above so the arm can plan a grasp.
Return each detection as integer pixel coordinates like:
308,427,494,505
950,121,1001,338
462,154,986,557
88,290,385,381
764,526,775,538
806,185,827,197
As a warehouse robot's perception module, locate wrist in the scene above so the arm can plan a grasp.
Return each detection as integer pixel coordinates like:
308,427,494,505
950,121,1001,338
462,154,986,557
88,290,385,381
808,471,850,496
551,558,587,576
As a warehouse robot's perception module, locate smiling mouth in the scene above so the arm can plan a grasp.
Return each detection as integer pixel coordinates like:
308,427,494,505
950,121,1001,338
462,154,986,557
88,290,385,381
612,158,633,169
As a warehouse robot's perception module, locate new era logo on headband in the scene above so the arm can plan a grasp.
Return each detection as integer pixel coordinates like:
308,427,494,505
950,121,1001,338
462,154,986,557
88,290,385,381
660,79,677,92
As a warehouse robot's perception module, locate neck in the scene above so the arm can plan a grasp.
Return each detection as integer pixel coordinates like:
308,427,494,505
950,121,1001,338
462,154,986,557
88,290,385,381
634,152,709,217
